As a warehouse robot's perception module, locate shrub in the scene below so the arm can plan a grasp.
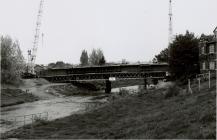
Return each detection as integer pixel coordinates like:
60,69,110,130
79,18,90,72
164,84,180,99
34,117,49,126
118,88,130,96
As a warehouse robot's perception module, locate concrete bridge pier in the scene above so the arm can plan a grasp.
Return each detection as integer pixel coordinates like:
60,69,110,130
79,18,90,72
105,79,111,93
144,78,147,90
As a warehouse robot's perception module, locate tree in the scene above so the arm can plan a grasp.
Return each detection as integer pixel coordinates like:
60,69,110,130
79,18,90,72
55,61,65,68
89,48,106,65
121,59,129,64
47,63,55,69
153,48,169,63
47,61,73,69
1,36,25,85
89,49,98,65
169,31,199,80
80,50,88,66
99,55,106,65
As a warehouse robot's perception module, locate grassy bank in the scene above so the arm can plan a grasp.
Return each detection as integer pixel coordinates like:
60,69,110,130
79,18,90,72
1,88,39,107
2,79,216,139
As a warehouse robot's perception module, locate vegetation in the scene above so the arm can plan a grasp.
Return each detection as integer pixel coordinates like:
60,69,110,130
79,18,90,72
80,49,89,66
47,61,72,69
164,84,180,99
89,48,106,65
154,32,215,82
153,48,169,63
1,36,25,85
169,31,200,81
2,79,215,139
99,55,106,65
121,59,129,64
1,88,39,107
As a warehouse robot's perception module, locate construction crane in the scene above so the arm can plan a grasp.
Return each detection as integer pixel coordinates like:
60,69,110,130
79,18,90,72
26,0,44,76
168,0,173,58
168,0,173,44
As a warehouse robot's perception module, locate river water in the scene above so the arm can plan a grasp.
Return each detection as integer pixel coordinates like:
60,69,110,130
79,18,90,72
0,85,141,134
0,96,96,133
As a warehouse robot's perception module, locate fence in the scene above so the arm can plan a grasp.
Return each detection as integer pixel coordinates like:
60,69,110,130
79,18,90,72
188,71,216,93
1,112,49,130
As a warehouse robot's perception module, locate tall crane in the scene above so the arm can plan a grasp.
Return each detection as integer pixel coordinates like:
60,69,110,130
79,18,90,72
27,0,44,74
168,0,173,44
168,0,173,59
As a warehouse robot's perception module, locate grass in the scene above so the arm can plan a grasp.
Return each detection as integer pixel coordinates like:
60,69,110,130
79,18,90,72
2,79,216,139
164,83,180,99
1,88,39,107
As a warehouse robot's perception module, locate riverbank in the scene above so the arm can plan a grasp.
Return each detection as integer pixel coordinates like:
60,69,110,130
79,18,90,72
2,79,216,139
49,79,144,97
1,88,39,107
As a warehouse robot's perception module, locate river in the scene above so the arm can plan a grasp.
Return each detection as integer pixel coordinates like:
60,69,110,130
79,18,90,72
0,96,97,133
0,85,141,134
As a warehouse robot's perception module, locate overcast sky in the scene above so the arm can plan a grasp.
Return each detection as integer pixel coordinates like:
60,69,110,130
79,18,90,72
0,0,217,65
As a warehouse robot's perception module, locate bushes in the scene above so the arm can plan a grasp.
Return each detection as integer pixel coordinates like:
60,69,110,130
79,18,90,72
34,117,49,126
165,84,180,99
118,88,131,96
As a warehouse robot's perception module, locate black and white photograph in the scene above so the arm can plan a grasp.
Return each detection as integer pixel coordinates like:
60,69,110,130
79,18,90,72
0,0,216,139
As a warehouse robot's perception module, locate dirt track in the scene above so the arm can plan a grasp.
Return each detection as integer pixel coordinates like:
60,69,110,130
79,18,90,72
20,79,67,99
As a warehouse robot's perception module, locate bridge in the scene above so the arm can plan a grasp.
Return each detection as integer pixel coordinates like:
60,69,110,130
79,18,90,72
38,63,169,93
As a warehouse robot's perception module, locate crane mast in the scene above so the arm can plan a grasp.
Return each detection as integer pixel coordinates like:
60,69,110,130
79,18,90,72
27,0,44,74
168,0,173,44
168,0,173,59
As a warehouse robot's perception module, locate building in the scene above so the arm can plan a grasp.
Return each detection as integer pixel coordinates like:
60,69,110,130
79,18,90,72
199,27,217,74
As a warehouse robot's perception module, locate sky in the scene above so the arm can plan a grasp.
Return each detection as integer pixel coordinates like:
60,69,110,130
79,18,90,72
0,0,217,65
